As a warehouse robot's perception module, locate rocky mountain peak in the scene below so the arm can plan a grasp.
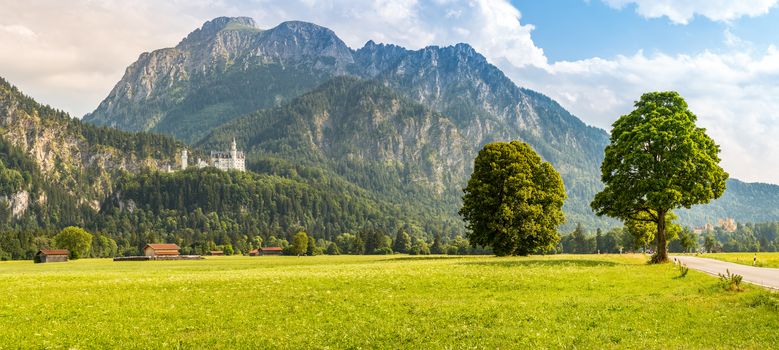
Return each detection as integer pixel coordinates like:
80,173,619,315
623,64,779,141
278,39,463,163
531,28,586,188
263,20,353,60
355,40,409,77
272,20,333,35
179,16,258,46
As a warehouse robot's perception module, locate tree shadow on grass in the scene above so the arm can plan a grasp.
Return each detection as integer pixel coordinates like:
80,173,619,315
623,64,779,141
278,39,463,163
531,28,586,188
462,259,620,268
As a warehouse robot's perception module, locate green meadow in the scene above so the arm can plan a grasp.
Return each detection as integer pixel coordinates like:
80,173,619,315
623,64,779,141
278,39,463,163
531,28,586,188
700,252,779,268
1,254,779,349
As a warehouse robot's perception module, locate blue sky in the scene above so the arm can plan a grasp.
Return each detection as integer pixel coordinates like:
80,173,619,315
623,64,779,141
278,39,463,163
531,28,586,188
1,0,779,184
514,0,730,61
526,0,779,62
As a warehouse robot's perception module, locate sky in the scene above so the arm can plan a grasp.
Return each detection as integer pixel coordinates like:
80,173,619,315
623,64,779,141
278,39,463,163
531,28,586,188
2,0,779,184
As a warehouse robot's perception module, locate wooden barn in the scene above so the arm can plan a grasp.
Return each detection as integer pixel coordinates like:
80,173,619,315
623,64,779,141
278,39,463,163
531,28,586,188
260,247,283,256
143,243,180,257
209,250,224,256
35,249,69,263
249,249,259,256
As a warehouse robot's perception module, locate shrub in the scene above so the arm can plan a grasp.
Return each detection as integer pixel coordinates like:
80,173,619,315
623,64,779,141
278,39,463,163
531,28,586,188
718,269,744,291
677,263,689,278
223,244,234,256
325,242,340,255
373,247,393,255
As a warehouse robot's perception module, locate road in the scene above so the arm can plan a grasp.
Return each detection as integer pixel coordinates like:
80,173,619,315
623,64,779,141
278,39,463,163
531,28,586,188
673,255,779,290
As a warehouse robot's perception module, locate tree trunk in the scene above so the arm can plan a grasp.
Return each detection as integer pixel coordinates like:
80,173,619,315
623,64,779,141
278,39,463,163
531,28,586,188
652,210,669,263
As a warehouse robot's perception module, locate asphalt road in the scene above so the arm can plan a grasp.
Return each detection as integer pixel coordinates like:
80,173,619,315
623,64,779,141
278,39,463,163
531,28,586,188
673,255,779,290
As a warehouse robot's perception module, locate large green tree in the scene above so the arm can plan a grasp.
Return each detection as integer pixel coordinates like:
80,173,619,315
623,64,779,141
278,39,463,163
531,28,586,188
53,226,93,259
460,141,566,256
291,232,309,256
591,92,728,263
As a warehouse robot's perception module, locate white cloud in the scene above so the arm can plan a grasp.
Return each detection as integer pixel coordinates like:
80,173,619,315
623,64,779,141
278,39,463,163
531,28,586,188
505,46,779,183
602,0,779,24
0,24,37,38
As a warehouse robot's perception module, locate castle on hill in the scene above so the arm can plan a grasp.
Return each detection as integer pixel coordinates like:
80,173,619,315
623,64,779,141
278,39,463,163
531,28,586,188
180,138,245,172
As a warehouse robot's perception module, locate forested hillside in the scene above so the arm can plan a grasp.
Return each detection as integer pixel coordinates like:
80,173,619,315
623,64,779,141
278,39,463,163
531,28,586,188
92,167,462,256
678,179,779,225
0,76,183,239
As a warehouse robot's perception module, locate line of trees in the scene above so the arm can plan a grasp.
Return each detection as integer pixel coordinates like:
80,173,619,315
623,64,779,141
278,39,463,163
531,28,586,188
558,221,779,254
259,229,491,257
0,225,491,260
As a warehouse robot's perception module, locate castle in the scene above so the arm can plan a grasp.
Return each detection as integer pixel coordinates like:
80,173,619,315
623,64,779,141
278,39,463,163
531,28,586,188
180,138,245,172
693,217,737,234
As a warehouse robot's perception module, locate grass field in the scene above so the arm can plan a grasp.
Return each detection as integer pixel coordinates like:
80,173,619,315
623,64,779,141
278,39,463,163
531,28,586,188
2,254,779,349
697,252,779,268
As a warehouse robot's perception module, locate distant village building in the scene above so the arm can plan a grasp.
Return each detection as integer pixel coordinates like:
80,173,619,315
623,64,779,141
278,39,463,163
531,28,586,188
34,249,69,263
144,243,181,257
718,218,737,233
260,247,283,256
179,138,245,172
209,250,224,256
693,218,736,234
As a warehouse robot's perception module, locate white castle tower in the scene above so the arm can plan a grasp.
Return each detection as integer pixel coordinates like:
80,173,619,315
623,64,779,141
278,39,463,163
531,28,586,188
181,150,188,170
210,137,245,171
231,138,238,163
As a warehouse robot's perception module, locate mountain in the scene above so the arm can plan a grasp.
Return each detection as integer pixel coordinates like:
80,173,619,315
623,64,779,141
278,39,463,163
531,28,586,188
0,77,463,258
85,17,613,229
83,18,355,143
354,41,610,228
84,17,779,231
200,77,464,197
0,76,195,232
678,179,779,226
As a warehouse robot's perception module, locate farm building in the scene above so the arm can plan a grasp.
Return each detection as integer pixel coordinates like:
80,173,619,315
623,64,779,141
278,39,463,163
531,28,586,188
249,249,259,256
210,251,224,256
144,243,180,257
35,249,69,263
260,247,283,256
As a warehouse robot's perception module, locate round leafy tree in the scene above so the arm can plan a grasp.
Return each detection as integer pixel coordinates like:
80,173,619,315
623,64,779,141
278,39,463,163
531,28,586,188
460,141,566,256
53,226,93,259
291,231,309,256
591,91,728,263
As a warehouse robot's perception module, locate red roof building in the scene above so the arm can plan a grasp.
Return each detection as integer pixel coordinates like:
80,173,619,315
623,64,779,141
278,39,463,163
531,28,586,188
144,243,180,257
35,249,69,263
260,247,283,256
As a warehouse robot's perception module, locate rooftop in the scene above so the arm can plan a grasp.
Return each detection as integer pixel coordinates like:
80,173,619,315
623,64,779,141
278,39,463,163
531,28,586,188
145,243,180,250
37,249,69,256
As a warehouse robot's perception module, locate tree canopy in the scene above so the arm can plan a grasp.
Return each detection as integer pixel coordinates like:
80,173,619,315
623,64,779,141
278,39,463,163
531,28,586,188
53,226,93,259
291,232,309,256
460,141,566,256
591,91,728,263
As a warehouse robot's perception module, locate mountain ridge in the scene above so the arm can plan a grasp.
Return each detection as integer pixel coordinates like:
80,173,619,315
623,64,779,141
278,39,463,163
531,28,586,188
84,17,614,229
82,17,779,230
